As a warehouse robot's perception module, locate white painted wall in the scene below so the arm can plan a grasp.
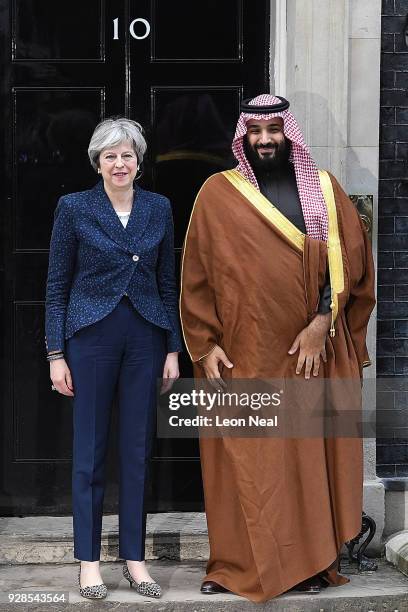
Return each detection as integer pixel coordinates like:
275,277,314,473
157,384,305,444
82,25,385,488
273,0,381,192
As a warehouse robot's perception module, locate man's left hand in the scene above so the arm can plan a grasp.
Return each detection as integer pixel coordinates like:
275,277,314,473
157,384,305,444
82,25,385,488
288,313,331,379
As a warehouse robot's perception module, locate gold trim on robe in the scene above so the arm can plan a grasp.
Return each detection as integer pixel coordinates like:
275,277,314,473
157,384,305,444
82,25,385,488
222,169,305,252
318,170,345,337
179,175,218,363
222,168,345,337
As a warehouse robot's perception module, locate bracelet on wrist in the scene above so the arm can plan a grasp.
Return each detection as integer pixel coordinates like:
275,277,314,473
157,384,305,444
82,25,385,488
47,352,64,362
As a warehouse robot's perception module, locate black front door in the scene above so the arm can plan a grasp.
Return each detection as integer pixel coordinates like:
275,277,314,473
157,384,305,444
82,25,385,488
0,0,270,515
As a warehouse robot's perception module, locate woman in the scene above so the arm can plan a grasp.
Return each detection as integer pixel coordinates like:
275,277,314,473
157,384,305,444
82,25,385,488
45,117,182,600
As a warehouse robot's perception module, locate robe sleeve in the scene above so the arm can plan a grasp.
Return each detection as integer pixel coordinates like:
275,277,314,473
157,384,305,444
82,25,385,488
329,173,376,375
180,181,223,363
345,214,376,372
317,267,332,314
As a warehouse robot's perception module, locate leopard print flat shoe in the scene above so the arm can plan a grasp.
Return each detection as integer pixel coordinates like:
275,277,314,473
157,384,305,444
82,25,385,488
122,562,161,598
78,567,107,599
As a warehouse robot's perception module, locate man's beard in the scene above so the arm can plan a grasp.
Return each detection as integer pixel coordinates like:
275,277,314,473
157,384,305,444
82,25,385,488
244,135,292,173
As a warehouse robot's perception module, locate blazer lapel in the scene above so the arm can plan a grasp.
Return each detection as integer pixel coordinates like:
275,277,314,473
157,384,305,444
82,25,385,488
89,181,152,253
125,186,153,248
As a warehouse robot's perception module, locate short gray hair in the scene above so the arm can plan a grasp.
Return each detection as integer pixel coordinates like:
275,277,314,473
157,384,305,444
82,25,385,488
88,117,147,171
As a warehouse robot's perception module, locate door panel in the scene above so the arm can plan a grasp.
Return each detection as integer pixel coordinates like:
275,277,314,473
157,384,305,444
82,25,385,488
151,0,242,61
14,88,102,250
0,0,270,514
13,0,104,61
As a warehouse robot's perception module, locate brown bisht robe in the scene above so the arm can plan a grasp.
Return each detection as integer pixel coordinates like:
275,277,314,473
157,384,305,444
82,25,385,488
179,169,375,602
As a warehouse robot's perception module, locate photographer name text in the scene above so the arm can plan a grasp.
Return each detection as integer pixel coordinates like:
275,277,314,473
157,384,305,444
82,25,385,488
168,415,278,428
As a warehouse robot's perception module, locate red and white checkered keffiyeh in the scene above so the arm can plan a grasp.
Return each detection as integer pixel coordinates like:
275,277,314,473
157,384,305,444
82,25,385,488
232,94,328,241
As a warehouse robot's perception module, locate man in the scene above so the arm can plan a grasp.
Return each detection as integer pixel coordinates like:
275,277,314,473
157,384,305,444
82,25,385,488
179,94,375,602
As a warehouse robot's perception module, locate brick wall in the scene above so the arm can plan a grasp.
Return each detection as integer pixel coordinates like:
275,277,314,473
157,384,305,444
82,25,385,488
378,0,408,477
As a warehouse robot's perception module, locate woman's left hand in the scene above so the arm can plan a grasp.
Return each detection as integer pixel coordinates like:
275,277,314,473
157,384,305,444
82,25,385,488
161,352,180,394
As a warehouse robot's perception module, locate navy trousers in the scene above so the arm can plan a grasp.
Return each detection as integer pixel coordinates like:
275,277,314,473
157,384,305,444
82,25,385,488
66,297,166,561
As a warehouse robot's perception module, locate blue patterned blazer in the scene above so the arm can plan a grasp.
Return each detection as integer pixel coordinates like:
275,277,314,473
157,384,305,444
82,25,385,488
45,180,183,354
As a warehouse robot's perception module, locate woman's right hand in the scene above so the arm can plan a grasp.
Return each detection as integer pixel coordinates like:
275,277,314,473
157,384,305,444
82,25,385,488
50,359,74,396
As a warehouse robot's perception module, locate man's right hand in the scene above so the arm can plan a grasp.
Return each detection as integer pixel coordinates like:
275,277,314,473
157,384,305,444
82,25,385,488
200,345,233,390
50,358,74,396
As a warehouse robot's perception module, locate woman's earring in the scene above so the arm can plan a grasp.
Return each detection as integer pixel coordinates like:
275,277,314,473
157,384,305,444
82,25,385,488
97,168,101,174
135,166,143,181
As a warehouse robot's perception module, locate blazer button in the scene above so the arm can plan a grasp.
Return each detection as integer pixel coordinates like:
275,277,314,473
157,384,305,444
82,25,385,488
132,255,139,262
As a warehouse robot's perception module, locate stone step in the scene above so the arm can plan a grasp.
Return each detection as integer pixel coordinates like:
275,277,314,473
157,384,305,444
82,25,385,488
386,530,408,578
0,559,406,611
0,514,209,565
